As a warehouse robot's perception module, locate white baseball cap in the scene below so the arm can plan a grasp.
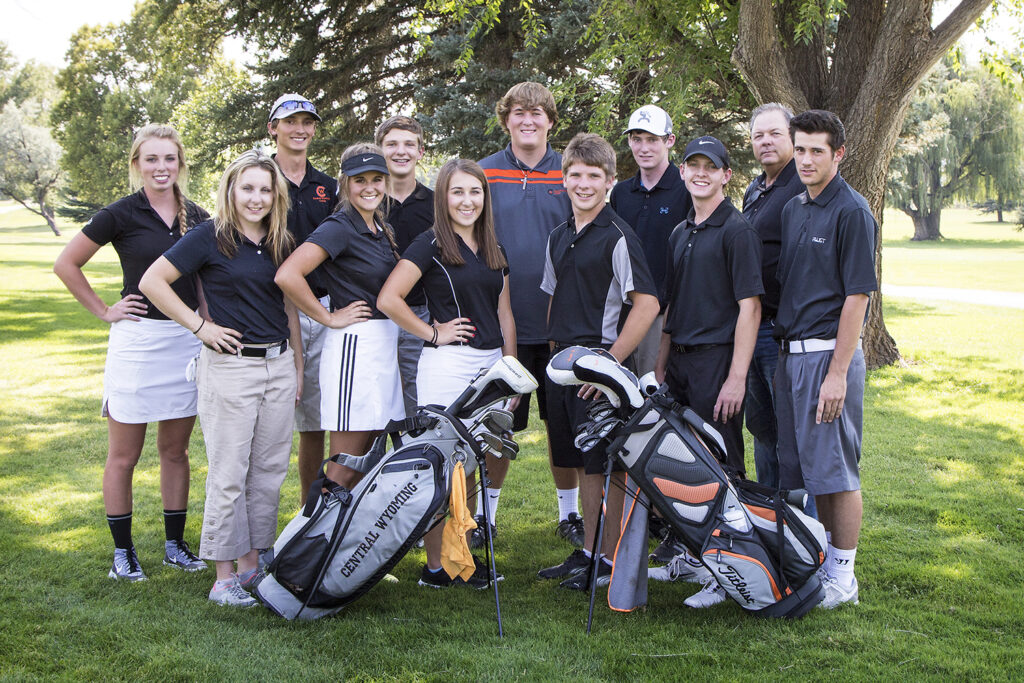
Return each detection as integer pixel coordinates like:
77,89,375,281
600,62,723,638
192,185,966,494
268,94,322,122
625,104,672,136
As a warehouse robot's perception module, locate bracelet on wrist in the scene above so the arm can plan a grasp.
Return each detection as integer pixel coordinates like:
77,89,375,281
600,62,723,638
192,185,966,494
193,319,205,335
430,324,438,345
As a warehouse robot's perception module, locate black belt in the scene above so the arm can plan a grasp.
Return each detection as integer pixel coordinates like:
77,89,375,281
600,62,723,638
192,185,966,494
206,340,288,358
671,342,728,354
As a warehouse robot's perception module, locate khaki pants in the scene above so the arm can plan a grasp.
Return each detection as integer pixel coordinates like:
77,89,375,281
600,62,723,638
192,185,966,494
196,346,296,561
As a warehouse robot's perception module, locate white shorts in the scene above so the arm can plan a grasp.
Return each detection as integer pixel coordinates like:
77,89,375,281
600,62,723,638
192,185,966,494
320,318,405,432
102,318,201,424
416,345,503,408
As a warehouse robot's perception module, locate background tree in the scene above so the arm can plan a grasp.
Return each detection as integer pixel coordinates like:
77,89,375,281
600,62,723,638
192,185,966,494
888,62,1024,240
51,0,225,218
0,101,64,235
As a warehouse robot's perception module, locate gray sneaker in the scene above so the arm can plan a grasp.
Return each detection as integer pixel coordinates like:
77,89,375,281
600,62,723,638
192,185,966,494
648,552,712,583
684,578,727,608
109,546,147,582
208,575,257,607
163,539,207,572
819,575,859,609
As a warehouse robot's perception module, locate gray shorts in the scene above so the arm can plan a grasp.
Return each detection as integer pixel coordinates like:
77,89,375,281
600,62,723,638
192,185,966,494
294,302,330,432
774,347,864,495
397,304,430,415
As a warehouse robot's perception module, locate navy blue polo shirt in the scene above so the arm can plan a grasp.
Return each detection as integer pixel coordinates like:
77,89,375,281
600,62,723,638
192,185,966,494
387,182,435,307
82,190,209,320
663,198,764,346
306,205,399,319
541,204,656,346
609,162,692,304
775,173,878,341
742,159,802,320
278,158,338,299
163,220,289,343
402,230,509,350
480,144,571,344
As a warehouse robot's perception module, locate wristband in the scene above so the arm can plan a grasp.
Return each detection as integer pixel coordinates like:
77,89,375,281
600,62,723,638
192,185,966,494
193,319,205,335
430,324,438,345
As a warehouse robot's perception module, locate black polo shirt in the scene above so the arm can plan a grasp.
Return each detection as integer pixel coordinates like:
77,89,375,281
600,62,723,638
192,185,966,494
387,182,435,307
163,220,289,343
402,230,509,350
775,173,878,341
541,204,656,346
278,158,338,299
82,190,209,320
609,162,692,304
742,159,802,321
663,198,764,346
306,206,399,319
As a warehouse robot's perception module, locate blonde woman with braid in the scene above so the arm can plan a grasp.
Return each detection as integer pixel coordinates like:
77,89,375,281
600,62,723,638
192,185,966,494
55,124,210,582
141,150,301,606
276,143,404,491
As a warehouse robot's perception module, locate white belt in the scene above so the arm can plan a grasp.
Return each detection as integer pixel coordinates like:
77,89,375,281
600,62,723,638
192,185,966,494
783,338,862,354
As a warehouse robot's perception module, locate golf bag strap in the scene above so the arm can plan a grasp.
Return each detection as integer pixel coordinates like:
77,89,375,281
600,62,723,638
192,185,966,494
303,453,353,517
773,491,789,591
384,415,439,435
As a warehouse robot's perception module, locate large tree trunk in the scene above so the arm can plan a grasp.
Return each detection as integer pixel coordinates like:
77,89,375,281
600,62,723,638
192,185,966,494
910,210,942,240
732,0,994,369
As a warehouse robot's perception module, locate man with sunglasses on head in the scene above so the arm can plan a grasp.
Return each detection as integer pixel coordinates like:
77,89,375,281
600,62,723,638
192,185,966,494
267,93,338,509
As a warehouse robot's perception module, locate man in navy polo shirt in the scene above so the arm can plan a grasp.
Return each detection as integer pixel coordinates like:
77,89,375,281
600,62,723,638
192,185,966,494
536,133,659,590
609,104,692,375
654,136,763,607
375,115,434,416
267,93,338,506
775,110,877,609
478,82,579,547
741,103,807,501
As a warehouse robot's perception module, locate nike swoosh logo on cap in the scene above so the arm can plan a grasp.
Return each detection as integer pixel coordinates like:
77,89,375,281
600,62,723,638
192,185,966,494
362,156,373,162
698,140,714,145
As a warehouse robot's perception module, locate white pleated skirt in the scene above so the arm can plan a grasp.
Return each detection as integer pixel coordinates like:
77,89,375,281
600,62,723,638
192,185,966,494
319,318,405,432
102,318,201,424
416,345,503,409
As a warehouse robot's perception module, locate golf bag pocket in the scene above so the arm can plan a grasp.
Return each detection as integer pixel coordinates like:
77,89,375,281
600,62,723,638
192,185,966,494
702,530,786,611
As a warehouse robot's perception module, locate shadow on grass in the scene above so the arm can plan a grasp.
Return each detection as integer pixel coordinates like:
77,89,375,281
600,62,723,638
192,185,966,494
882,298,959,320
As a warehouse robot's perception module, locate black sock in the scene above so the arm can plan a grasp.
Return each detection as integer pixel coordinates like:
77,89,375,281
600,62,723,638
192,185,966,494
163,509,187,542
107,513,133,550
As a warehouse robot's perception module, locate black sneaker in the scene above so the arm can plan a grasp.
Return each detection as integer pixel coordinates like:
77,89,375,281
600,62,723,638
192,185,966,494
469,514,496,549
419,562,491,589
471,554,504,585
560,558,612,591
537,548,590,579
556,513,585,547
649,532,687,564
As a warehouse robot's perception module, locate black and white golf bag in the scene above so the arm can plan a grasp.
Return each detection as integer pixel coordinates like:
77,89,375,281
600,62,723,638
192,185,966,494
256,356,538,622
548,346,827,620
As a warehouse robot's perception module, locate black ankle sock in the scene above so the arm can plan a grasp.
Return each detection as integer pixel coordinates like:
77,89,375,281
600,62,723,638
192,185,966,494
106,513,133,550
163,509,187,542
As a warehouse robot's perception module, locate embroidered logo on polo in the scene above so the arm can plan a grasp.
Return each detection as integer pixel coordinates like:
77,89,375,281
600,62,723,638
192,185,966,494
314,185,329,202
660,207,670,214
811,236,827,244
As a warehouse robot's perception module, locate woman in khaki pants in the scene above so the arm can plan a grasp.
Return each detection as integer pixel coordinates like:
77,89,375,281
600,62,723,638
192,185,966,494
141,150,302,607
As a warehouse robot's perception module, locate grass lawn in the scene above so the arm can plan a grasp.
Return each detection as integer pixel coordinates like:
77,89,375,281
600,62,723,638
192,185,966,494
1,204,1022,680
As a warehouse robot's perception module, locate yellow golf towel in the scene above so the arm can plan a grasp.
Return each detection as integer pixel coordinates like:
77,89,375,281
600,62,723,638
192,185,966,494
441,462,477,580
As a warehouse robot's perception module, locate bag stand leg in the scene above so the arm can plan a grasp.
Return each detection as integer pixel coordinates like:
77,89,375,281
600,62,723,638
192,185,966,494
586,454,615,634
476,452,504,638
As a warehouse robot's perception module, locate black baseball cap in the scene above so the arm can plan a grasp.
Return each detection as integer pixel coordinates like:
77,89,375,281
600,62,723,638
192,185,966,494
341,152,389,177
683,135,730,169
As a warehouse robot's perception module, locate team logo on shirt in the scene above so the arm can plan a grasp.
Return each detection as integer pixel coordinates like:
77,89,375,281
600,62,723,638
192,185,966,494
660,207,669,214
811,236,826,244
315,185,329,202
548,188,566,196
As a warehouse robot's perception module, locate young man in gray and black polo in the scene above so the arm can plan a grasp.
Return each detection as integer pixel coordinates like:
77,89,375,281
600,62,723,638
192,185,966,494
775,110,877,609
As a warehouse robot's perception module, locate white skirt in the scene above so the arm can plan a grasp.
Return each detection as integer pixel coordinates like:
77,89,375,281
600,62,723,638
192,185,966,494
416,345,503,408
102,318,201,424
320,318,405,432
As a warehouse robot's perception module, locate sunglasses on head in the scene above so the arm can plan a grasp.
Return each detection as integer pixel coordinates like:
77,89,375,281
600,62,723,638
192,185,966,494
276,100,317,116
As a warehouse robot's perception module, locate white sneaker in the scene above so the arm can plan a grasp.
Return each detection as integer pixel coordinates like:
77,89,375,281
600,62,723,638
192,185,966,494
819,575,859,609
208,575,257,607
684,578,727,608
648,552,712,584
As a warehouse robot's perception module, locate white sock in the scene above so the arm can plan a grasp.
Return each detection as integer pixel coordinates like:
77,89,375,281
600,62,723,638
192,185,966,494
832,546,857,588
556,487,579,521
475,487,501,523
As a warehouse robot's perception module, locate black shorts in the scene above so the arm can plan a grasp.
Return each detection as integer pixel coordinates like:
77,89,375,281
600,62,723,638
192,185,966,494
512,343,550,432
545,374,624,475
